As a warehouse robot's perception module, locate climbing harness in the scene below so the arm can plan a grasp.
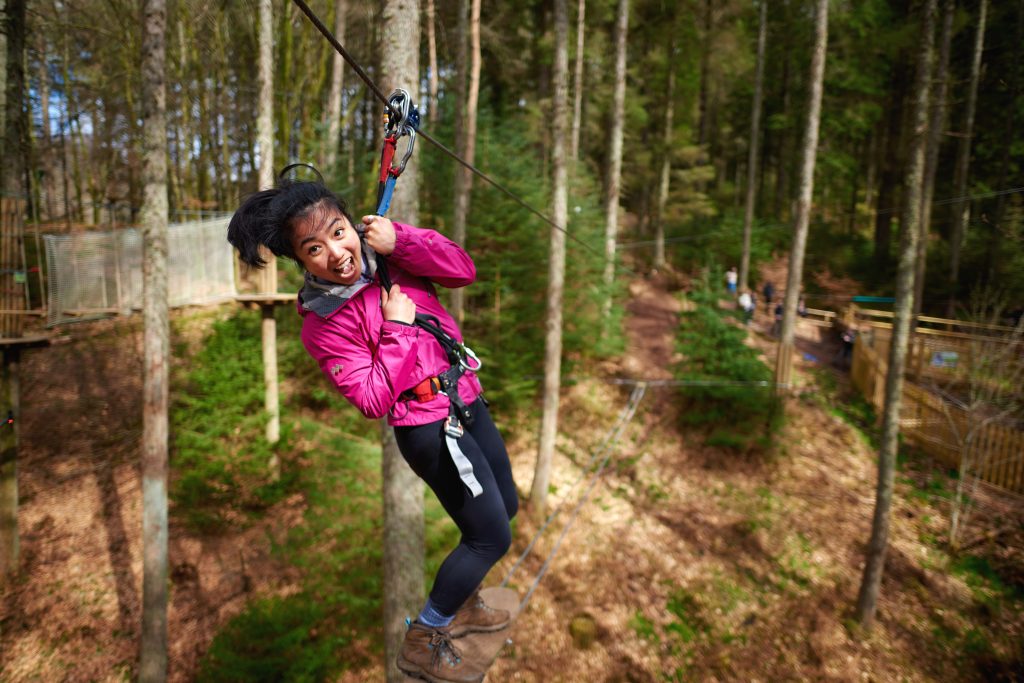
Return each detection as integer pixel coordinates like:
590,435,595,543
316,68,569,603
365,88,486,498
399,312,485,498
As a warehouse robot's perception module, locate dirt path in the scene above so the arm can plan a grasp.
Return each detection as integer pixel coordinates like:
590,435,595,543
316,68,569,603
491,273,1021,682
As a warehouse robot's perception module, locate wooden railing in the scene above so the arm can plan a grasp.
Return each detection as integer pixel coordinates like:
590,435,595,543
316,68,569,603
851,333,1024,494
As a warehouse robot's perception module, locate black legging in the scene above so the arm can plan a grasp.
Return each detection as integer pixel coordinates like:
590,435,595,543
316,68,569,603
394,397,518,615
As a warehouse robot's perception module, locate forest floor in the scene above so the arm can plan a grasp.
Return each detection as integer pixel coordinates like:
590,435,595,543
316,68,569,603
2,268,1023,682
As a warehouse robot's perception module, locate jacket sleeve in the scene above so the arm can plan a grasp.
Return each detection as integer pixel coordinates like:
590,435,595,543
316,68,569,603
304,317,421,420
388,222,477,288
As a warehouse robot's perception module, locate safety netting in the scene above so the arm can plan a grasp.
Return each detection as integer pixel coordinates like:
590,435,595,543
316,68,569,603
44,216,236,327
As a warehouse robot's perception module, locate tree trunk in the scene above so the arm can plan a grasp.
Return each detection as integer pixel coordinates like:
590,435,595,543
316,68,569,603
380,3,423,679
739,0,768,294
570,0,585,161
3,0,26,198
654,32,676,272
913,0,953,318
697,0,712,147
601,0,628,324
426,0,438,123
0,0,6,148
257,0,281,459
139,0,169,678
531,0,570,517
855,0,935,630
873,65,906,271
985,0,1022,279
325,0,347,171
0,348,18,583
449,0,481,325
774,0,828,392
947,0,987,317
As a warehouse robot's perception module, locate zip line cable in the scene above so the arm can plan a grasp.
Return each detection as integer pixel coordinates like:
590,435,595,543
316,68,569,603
512,385,647,614
500,381,643,588
289,0,630,273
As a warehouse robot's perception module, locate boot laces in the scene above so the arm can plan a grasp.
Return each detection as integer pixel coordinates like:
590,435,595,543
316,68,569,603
429,629,464,669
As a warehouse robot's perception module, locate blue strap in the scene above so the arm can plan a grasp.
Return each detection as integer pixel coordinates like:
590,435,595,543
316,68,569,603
376,175,397,217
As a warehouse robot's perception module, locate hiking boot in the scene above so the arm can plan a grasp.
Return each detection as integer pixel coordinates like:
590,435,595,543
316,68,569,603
396,622,484,683
448,588,511,638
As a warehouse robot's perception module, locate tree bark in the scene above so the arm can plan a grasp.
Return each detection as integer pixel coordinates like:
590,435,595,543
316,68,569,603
380,2,423,679
325,0,347,171
697,0,712,147
139,0,169,678
739,0,768,294
570,0,585,161
601,0,628,324
775,0,828,391
855,0,935,630
531,0,570,517
425,0,438,124
873,65,906,271
947,0,987,317
654,32,676,272
2,0,27,198
257,0,280,461
449,0,481,325
0,348,18,583
913,0,953,318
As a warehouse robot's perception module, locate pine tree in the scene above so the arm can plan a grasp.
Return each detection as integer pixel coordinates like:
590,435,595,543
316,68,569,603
856,0,936,630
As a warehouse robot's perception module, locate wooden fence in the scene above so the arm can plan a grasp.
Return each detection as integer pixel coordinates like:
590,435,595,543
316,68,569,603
851,334,1024,494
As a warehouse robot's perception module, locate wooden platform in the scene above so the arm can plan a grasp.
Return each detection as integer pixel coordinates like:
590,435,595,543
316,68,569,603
233,293,297,306
401,586,519,682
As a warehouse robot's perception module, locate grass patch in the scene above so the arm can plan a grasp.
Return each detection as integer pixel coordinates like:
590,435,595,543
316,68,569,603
170,309,295,532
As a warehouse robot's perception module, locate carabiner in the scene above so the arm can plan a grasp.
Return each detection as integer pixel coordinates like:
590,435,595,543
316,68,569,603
459,345,483,373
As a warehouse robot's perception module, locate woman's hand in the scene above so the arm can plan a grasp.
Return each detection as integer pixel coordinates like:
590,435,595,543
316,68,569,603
363,215,397,256
380,283,416,324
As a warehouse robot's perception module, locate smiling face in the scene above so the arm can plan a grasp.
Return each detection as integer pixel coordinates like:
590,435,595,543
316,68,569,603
290,202,363,285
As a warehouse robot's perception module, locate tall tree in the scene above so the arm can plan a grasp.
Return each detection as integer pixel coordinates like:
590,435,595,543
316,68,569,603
913,0,954,318
257,0,282,478
570,0,585,161
856,0,936,630
774,0,828,391
947,0,987,316
0,0,26,593
601,0,629,323
425,0,438,123
449,0,481,325
379,2,423,679
325,0,347,172
739,0,768,294
653,29,676,272
531,0,570,516
139,0,169,677
2,0,26,197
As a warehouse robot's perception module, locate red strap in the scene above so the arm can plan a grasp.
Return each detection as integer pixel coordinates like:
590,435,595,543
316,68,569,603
378,136,397,183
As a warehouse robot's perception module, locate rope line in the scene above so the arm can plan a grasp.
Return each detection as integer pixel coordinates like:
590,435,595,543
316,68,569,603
289,0,633,274
512,382,647,614
500,381,643,589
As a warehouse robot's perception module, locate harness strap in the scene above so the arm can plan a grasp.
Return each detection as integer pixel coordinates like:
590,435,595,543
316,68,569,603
443,411,483,498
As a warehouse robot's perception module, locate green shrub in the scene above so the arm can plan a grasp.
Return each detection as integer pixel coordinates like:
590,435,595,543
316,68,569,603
171,310,293,532
197,594,340,683
674,287,782,451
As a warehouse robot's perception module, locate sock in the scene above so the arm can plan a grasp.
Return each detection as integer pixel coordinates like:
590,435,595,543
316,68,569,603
416,597,455,628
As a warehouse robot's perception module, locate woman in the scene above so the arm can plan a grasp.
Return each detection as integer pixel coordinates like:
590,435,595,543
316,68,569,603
228,174,518,683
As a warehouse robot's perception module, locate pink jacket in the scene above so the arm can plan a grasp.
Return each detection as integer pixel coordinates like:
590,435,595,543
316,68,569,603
298,222,483,426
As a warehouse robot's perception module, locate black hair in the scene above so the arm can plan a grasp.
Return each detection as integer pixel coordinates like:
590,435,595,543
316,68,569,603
227,168,355,268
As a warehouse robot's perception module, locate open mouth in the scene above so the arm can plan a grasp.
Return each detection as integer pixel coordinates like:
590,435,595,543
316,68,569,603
334,255,356,278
